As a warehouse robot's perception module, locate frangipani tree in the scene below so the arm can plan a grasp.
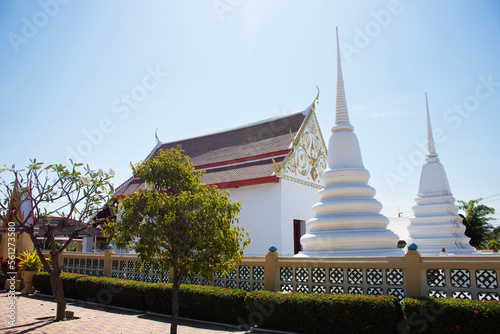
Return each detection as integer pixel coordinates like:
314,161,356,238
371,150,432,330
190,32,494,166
0,160,115,321
104,147,250,334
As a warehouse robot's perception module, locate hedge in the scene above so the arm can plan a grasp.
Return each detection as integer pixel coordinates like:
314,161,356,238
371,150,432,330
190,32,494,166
144,283,248,324
76,275,149,310
245,291,401,334
402,297,500,334
32,272,85,298
32,273,500,333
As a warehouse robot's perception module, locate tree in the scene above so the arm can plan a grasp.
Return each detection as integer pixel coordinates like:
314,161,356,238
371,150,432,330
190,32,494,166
104,147,250,334
458,198,496,249
0,160,114,321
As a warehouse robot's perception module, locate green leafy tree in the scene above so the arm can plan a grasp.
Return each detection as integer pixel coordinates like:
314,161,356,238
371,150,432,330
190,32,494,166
458,198,496,249
104,147,250,334
0,160,114,321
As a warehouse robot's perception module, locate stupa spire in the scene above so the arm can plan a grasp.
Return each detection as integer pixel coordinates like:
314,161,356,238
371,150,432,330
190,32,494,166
334,26,353,132
425,93,439,163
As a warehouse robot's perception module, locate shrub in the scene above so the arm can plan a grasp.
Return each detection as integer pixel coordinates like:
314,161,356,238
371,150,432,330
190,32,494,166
33,272,87,297
144,282,173,314
75,276,148,310
0,256,20,275
245,291,401,334
144,282,248,325
60,272,86,299
178,284,248,324
402,297,500,334
33,272,52,294
17,250,43,271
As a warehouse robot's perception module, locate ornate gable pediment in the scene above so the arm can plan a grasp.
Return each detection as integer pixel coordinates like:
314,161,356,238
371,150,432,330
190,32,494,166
276,106,327,189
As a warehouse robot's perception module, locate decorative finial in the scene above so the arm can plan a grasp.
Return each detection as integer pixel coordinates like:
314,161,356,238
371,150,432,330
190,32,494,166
311,85,320,112
271,155,279,174
333,27,354,133
155,128,160,142
425,93,439,163
289,129,298,146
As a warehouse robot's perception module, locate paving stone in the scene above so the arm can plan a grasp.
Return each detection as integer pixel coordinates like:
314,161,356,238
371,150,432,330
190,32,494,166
0,292,249,334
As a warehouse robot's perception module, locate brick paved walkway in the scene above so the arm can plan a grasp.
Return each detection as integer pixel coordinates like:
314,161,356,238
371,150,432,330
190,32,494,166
0,292,257,334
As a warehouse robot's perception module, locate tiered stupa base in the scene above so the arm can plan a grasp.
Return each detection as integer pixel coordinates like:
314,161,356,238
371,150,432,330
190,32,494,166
298,167,403,257
408,195,476,256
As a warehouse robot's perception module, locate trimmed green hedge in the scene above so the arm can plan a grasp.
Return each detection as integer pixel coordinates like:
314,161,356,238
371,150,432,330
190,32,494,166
33,272,51,294
402,297,500,334
144,283,248,324
74,275,149,310
32,272,85,298
33,273,500,333
245,291,401,334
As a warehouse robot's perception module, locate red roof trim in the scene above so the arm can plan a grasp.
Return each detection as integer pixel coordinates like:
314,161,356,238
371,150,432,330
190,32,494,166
112,176,280,199
114,175,137,193
195,150,290,170
212,176,280,189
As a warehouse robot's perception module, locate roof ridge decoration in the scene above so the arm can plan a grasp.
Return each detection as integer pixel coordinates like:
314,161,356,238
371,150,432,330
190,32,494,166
276,89,327,189
155,128,160,142
297,27,403,257
407,94,476,255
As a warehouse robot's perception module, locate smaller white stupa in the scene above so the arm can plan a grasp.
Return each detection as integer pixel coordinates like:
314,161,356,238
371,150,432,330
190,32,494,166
407,94,476,255
297,28,403,257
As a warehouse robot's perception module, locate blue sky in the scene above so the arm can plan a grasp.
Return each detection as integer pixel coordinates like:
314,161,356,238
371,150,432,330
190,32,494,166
1,0,499,222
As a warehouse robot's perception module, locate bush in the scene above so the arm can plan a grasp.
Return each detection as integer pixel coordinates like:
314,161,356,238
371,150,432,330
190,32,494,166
32,272,499,334
75,276,148,310
402,297,500,334
178,284,248,324
33,272,51,294
245,291,401,334
144,282,173,314
33,272,89,297
60,272,86,299
144,282,248,325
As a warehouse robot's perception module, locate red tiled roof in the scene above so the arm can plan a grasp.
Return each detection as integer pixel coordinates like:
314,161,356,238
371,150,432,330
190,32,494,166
150,111,306,166
115,110,309,195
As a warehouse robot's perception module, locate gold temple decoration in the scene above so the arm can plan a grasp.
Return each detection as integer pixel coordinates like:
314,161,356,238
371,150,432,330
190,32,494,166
278,90,327,186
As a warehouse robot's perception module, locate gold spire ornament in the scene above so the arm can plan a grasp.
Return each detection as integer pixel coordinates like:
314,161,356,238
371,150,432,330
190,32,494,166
311,85,320,112
271,155,279,174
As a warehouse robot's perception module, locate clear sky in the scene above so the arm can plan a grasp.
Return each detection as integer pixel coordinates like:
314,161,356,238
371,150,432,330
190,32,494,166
1,0,499,223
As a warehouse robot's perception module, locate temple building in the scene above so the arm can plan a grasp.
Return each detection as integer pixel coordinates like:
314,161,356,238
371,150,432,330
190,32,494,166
297,28,404,257
114,96,328,256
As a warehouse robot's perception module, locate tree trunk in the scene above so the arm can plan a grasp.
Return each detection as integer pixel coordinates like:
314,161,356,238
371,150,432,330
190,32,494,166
29,230,67,321
49,270,67,320
49,252,66,321
170,267,181,334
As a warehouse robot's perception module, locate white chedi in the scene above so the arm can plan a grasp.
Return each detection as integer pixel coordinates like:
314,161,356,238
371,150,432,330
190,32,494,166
297,27,403,257
407,94,476,255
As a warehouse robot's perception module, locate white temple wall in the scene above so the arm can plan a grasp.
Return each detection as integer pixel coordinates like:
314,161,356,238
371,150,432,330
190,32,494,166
227,182,282,256
279,179,318,256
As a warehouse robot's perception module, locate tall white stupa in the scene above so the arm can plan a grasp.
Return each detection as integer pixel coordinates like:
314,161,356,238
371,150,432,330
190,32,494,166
298,28,403,257
407,94,476,255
